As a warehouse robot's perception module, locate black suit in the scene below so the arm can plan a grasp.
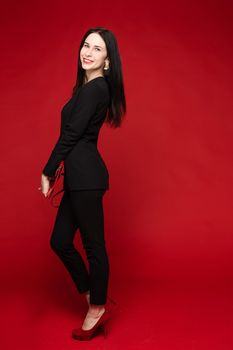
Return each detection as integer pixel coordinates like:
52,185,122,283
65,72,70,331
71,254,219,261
42,76,110,191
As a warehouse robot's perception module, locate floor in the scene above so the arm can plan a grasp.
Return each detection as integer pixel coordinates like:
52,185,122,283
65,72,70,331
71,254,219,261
2,278,233,350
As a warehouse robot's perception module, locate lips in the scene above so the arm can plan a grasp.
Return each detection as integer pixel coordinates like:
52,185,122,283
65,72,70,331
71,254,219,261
83,58,93,63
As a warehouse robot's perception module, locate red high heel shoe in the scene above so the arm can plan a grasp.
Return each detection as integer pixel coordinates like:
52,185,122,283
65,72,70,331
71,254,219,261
72,309,111,341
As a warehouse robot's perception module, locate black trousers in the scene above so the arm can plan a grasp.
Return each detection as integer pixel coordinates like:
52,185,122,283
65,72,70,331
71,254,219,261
50,189,109,305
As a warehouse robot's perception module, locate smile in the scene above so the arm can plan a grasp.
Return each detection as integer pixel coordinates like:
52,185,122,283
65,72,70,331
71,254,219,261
83,58,93,63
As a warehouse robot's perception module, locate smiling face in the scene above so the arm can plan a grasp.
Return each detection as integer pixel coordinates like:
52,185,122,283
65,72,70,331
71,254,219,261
80,32,109,79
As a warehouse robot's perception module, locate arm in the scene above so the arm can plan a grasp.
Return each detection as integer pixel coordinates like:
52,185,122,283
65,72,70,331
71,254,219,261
42,84,103,177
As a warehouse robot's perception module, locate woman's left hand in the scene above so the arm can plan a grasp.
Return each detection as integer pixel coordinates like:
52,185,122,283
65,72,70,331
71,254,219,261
38,173,51,197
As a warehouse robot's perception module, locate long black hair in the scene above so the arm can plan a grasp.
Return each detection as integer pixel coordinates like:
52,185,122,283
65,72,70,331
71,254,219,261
72,27,126,128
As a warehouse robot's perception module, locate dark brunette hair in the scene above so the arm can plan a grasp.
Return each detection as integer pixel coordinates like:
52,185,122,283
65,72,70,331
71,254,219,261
72,27,126,128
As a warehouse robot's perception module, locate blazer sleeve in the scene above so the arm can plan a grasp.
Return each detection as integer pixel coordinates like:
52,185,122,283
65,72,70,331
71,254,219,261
42,83,103,177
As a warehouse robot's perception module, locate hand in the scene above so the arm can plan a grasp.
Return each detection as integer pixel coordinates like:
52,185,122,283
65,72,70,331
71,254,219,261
38,173,53,197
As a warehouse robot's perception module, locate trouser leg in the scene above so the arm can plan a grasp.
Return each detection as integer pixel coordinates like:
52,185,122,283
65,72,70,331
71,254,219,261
50,190,90,294
69,190,109,306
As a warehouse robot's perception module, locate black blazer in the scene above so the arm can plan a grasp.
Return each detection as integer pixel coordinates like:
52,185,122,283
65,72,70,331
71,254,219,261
42,76,110,191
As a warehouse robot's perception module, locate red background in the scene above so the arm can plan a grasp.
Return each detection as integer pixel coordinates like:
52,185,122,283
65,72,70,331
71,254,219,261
1,0,233,349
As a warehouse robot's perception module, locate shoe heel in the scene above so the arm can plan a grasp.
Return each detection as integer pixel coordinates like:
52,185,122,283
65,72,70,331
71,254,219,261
102,323,107,339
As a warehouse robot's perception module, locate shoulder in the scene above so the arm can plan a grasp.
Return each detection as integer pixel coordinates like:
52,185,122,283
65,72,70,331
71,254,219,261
79,78,109,102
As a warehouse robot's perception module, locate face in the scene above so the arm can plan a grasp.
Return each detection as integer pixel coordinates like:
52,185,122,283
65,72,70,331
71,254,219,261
80,33,109,76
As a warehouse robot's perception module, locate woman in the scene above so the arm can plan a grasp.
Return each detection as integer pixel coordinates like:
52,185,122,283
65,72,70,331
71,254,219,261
39,27,126,340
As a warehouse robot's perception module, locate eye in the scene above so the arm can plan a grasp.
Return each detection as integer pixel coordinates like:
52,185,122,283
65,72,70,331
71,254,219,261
83,44,100,51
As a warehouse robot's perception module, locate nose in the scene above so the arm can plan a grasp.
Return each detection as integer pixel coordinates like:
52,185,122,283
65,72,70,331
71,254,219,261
85,47,94,56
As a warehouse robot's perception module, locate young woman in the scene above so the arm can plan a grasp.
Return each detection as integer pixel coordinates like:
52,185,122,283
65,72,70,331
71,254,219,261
39,27,126,340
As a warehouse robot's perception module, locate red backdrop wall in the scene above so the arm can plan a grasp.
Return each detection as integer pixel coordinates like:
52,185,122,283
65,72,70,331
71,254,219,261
1,0,233,343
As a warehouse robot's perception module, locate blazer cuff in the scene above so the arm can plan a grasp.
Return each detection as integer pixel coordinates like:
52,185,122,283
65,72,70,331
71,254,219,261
42,164,57,177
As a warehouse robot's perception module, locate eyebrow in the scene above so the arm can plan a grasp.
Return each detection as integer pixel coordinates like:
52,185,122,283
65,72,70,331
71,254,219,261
84,41,103,49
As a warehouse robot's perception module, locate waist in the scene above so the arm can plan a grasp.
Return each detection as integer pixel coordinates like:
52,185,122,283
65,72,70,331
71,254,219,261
79,136,98,145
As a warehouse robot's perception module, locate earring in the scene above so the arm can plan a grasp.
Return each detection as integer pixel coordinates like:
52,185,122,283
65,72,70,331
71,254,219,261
104,61,110,70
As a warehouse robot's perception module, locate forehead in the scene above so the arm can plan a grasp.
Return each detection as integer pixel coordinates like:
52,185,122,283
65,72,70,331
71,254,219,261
84,33,106,48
